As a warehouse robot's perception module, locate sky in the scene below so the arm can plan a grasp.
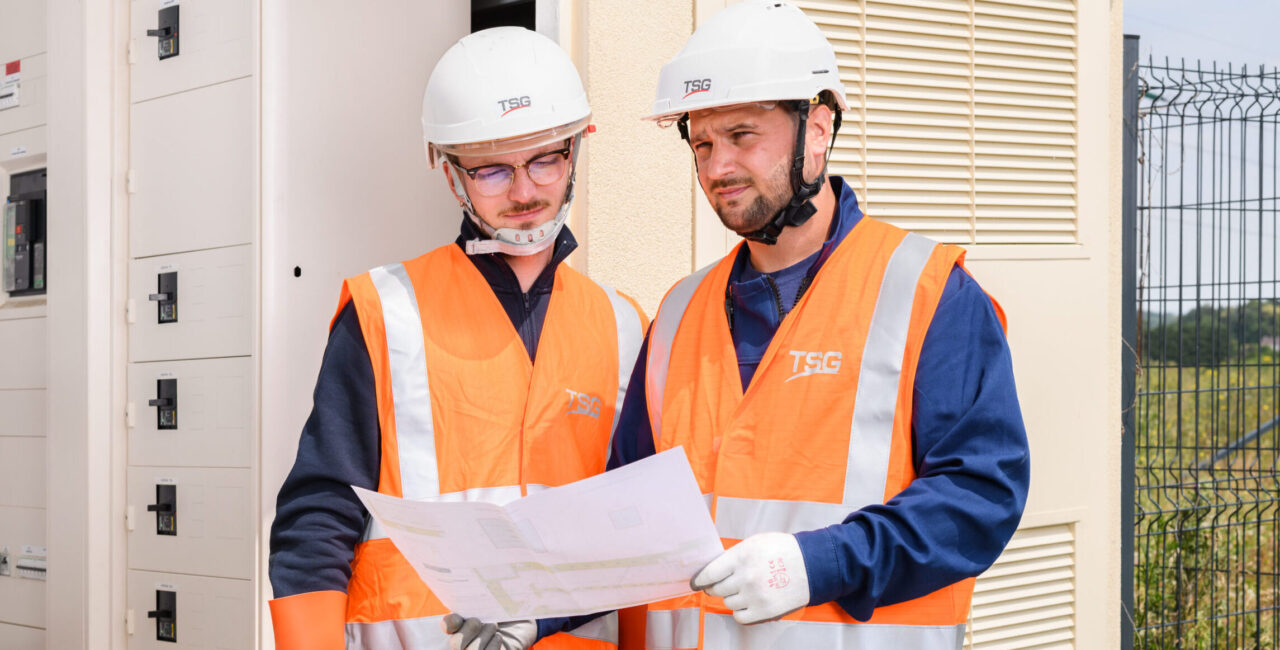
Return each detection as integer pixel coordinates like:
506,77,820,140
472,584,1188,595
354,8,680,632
1124,0,1280,71
1124,1,1280,314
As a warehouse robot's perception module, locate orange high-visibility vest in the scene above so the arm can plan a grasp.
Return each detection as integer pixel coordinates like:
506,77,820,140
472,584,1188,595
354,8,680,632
639,218,989,649
335,245,645,649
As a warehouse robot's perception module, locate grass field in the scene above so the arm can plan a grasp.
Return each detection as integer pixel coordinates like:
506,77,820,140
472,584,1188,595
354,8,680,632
1135,351,1280,648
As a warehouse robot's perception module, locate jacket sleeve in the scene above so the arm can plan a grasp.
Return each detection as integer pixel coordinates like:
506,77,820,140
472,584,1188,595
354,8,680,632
794,266,1031,621
268,301,382,646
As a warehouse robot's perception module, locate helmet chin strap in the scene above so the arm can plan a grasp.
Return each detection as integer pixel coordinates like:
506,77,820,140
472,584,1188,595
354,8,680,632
678,100,842,247
458,132,584,257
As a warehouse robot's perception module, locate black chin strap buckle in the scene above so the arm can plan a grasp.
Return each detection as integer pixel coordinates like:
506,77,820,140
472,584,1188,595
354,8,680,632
744,100,826,245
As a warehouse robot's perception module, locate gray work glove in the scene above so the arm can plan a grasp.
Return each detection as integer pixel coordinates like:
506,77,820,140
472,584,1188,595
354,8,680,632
441,613,537,650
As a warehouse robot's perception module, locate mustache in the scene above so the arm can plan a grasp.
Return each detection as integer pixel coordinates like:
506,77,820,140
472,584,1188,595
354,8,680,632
708,177,753,192
499,200,550,217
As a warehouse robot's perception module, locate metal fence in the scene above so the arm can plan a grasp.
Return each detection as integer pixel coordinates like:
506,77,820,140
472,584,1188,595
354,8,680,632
1124,37,1280,649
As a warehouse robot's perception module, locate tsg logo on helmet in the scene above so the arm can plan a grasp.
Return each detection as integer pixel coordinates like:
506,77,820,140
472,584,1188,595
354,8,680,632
497,95,532,116
682,78,712,98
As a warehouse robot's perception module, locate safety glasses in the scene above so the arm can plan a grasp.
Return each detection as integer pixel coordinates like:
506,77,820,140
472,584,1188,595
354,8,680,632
451,146,572,197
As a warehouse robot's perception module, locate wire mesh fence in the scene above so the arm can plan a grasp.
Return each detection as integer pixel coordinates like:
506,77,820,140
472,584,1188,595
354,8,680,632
1130,55,1280,648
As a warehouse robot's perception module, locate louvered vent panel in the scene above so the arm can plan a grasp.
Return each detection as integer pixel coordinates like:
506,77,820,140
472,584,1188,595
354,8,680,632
973,0,1077,243
796,0,1079,245
964,523,1077,649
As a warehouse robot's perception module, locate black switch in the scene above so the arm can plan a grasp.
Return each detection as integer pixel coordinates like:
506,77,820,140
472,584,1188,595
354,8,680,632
146,5,180,60
146,484,177,536
149,271,178,323
147,589,177,642
149,378,178,430
10,201,31,292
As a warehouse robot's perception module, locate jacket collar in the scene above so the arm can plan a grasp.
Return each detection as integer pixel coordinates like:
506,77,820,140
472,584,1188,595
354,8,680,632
455,215,579,295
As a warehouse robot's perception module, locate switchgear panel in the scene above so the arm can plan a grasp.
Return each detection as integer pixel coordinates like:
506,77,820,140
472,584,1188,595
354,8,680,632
3,168,47,296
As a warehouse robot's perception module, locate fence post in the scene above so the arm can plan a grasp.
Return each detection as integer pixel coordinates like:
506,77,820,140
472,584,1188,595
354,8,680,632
1120,32,1140,650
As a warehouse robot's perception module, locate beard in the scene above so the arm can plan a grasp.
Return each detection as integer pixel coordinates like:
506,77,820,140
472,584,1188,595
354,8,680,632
707,159,792,235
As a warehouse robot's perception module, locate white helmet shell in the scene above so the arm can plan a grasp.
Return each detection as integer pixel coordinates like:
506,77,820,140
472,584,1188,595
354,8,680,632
648,0,848,122
423,26,591,163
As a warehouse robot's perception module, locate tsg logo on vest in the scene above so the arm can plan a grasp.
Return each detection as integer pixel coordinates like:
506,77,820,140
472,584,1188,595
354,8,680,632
565,389,602,418
786,350,842,383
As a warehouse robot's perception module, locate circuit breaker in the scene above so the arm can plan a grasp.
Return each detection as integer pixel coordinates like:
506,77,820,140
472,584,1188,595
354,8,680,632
149,271,177,323
147,483,177,536
146,589,177,642
149,377,178,430
145,5,180,61
3,168,47,296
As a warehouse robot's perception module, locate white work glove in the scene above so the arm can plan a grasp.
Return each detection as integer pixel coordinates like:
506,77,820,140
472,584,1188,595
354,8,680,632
441,613,537,650
690,532,810,625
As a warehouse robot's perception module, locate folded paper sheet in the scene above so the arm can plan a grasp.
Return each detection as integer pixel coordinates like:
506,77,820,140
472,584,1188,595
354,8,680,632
352,447,723,622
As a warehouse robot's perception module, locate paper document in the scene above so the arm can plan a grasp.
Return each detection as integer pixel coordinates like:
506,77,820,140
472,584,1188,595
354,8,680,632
352,447,723,622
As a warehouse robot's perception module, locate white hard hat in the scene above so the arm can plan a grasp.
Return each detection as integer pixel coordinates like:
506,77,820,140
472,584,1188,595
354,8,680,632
421,27,591,258
423,26,591,165
648,0,848,123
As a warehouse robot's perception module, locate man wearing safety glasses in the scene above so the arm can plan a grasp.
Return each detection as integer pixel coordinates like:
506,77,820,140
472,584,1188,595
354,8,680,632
267,27,645,650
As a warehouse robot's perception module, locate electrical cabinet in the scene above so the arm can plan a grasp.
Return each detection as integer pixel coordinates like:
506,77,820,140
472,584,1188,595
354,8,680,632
0,0,46,67
0,54,46,138
0,437,44,510
0,388,43,439
0,497,44,629
128,245,253,362
128,358,253,468
0,126,46,181
0,316,44,389
129,77,254,258
0,623,42,648
127,570,253,649
127,468,252,580
130,0,253,103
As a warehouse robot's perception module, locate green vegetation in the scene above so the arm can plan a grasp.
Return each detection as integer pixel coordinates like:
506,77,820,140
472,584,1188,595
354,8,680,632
1134,349,1280,649
1145,300,1280,367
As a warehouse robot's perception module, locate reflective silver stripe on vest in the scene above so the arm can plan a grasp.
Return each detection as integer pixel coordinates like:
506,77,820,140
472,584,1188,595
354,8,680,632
565,610,620,643
703,613,964,649
601,284,645,463
362,485,527,541
647,262,718,442
346,615,447,649
715,496,853,540
369,263,439,502
842,233,936,508
646,608,702,649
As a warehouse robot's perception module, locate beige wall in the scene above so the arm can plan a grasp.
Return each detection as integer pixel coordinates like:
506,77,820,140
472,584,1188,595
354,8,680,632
567,0,696,314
